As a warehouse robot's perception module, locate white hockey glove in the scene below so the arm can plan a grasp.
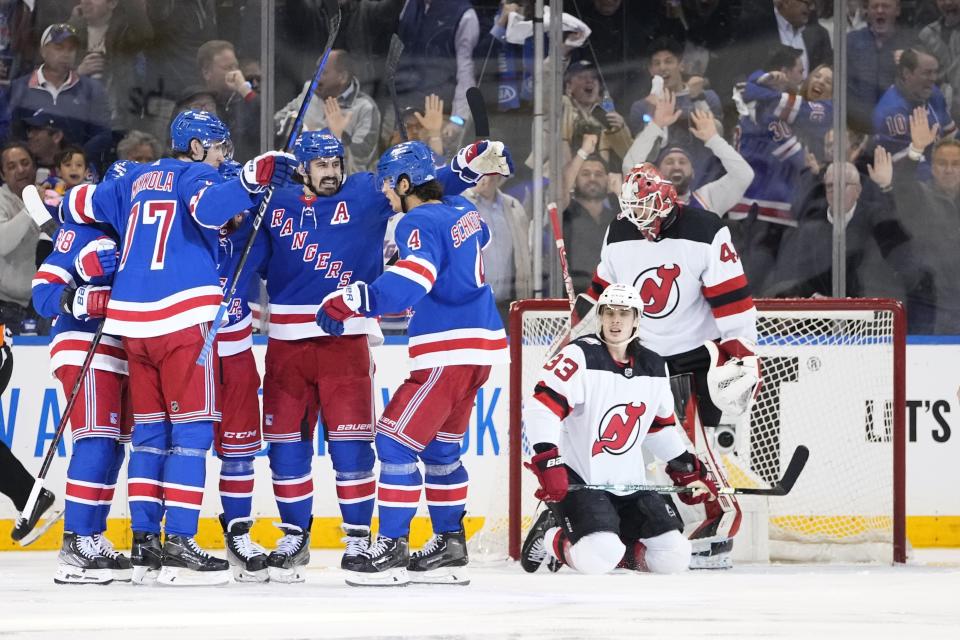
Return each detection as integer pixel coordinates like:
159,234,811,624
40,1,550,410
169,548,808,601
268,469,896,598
63,285,112,321
451,140,514,183
704,338,761,417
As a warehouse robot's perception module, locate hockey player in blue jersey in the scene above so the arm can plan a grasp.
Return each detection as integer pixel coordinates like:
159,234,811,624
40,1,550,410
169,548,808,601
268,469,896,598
60,110,296,586
32,167,131,585
257,130,512,582
317,140,511,587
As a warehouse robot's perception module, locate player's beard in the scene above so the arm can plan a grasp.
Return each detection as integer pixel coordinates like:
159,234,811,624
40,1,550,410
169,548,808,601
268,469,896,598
307,175,341,197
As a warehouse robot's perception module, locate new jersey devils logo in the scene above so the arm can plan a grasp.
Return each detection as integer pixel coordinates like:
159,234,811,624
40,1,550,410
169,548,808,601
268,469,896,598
592,403,646,457
634,264,681,318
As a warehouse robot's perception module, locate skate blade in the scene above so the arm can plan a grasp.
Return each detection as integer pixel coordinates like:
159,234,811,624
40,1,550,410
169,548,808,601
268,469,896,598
157,566,231,586
408,565,469,585
344,567,409,587
267,566,306,583
232,565,269,583
131,565,159,585
689,555,733,570
53,565,113,585
18,509,65,547
112,567,133,582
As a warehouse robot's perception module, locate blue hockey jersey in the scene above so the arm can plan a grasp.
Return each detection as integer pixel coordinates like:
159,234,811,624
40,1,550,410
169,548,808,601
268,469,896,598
216,211,267,356
60,159,257,338
364,195,509,370
873,84,956,162
732,71,831,225
261,166,475,341
32,222,127,376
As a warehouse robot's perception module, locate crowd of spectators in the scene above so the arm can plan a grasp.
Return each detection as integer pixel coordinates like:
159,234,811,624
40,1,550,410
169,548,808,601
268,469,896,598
1,1,959,334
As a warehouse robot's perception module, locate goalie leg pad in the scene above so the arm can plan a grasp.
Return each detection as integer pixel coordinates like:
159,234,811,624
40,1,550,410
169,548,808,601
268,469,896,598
567,532,624,575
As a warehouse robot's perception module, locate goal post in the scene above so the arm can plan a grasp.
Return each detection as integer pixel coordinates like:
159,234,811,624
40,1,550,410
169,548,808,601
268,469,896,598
506,297,906,563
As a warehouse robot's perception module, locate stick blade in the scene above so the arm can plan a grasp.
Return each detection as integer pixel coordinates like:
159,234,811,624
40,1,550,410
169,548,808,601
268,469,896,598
466,86,489,138
775,444,809,495
21,185,54,226
322,0,342,47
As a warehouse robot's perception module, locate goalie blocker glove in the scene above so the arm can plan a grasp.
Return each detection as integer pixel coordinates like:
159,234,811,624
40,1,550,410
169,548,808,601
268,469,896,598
704,337,761,416
450,140,514,183
315,282,371,336
240,151,298,194
74,238,118,281
61,285,111,321
666,451,718,505
524,445,568,503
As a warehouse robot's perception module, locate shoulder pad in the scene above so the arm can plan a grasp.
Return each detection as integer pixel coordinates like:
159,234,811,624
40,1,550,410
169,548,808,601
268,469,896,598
662,206,724,245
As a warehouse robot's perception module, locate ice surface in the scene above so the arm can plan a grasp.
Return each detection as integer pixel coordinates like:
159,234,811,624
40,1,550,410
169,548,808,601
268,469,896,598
1,550,958,639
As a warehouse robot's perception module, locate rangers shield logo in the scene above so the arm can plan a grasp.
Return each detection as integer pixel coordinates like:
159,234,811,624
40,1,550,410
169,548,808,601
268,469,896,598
592,403,646,457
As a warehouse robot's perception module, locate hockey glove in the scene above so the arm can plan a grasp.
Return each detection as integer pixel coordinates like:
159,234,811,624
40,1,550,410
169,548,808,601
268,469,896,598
316,283,372,336
450,140,514,183
74,237,118,281
705,338,761,416
666,451,718,505
240,151,298,194
524,447,568,503
63,285,111,321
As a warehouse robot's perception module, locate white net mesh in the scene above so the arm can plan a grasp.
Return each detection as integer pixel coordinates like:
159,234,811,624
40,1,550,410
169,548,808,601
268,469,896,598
495,300,902,564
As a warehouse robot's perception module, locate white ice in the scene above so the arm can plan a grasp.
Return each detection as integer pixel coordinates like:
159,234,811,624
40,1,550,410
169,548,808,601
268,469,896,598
1,550,958,639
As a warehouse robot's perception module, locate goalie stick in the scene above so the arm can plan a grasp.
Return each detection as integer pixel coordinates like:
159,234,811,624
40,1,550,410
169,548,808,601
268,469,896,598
548,202,576,307
197,0,341,365
569,445,809,497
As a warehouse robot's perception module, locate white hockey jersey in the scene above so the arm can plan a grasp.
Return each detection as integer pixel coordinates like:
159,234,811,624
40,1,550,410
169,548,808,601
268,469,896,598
589,206,757,357
523,336,687,496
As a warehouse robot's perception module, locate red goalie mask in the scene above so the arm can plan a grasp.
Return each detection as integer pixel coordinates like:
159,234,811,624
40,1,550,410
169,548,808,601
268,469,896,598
617,163,678,241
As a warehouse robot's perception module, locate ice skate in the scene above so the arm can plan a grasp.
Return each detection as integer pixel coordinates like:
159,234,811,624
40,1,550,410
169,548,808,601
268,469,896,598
408,529,469,585
521,509,563,573
131,531,162,585
157,535,231,586
93,533,132,582
53,532,114,585
12,489,61,546
689,538,734,570
221,515,269,582
344,535,409,587
267,522,311,583
340,524,370,572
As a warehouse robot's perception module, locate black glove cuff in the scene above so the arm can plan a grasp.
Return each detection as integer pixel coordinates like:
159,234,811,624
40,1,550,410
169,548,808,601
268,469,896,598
533,442,555,455
59,287,77,315
667,450,696,472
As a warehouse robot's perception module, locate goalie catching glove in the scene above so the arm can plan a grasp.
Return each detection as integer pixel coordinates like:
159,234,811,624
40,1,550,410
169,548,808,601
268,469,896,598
450,140,514,183
524,446,568,502
316,282,372,336
704,337,761,416
666,451,718,505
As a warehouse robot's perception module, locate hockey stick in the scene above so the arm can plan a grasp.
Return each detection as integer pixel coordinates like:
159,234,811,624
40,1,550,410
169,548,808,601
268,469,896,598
197,0,341,365
17,322,107,535
548,202,576,307
569,445,810,497
466,86,489,138
385,34,406,142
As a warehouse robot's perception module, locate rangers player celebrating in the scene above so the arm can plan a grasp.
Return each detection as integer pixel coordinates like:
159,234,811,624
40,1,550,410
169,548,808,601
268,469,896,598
520,283,713,575
32,163,133,584
316,140,512,587
258,131,513,583
584,163,761,569
59,110,296,585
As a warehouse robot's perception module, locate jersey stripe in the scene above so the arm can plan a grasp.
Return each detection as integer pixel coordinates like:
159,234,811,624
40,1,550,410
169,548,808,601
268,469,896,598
32,264,75,289
702,274,749,298
711,296,756,319
533,383,571,420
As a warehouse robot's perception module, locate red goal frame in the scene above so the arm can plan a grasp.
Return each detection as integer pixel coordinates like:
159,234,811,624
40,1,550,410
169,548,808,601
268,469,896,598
507,298,907,563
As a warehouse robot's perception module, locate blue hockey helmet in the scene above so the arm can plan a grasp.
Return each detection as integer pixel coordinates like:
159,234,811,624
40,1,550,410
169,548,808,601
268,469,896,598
103,160,136,182
170,109,231,153
218,158,243,181
294,129,344,168
376,141,436,190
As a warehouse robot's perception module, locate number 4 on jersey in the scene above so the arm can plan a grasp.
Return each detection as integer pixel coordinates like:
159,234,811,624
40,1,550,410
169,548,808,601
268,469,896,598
407,229,421,251
719,242,739,263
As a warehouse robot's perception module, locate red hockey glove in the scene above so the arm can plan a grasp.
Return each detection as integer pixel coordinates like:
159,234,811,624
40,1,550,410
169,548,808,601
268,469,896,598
240,151,297,193
65,285,111,320
74,237,118,281
666,451,718,505
524,447,568,503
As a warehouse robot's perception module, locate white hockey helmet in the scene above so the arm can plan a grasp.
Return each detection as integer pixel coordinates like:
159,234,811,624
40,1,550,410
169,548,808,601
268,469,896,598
596,283,643,345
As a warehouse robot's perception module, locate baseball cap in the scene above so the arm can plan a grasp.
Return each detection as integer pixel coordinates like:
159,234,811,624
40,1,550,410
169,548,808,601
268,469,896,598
656,145,693,166
40,23,80,48
564,59,599,80
24,109,67,132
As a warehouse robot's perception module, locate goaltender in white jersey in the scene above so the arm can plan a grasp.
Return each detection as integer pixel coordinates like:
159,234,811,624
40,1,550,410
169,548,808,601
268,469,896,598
520,284,720,576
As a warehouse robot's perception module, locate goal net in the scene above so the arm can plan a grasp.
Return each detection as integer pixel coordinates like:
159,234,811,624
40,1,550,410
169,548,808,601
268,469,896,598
474,298,906,564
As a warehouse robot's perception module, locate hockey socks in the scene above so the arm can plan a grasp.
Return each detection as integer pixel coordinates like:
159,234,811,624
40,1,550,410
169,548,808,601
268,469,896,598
329,440,375,527
163,421,214,537
376,434,422,539
97,440,125,533
65,437,118,536
128,422,168,534
219,456,255,523
268,441,314,530
424,460,468,533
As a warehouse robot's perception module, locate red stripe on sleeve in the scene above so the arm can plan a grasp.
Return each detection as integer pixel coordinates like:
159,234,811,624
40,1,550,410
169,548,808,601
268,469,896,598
702,274,749,299
534,389,570,420
712,296,756,319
